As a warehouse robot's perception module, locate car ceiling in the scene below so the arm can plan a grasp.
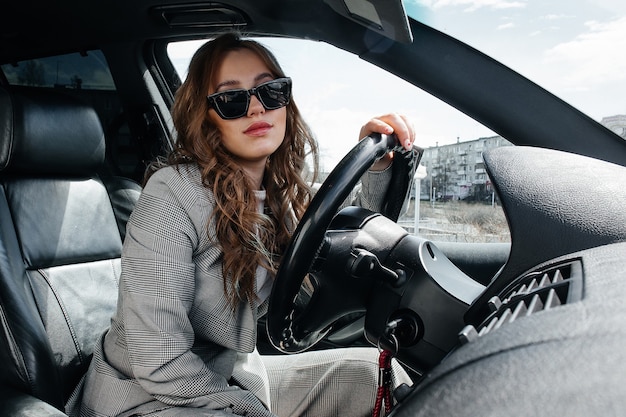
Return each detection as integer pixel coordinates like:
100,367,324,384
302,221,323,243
0,0,384,64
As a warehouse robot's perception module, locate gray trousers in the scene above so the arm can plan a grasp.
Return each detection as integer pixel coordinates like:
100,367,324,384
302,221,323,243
139,348,411,417
263,347,412,417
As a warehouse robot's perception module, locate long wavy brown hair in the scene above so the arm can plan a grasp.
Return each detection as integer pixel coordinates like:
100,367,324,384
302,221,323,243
148,33,318,308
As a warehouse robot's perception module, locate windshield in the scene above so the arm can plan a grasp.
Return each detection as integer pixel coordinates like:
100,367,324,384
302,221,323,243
403,0,626,135
167,3,625,245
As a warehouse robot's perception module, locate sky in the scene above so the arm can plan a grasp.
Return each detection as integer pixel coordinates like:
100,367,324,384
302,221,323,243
405,0,626,120
168,0,626,170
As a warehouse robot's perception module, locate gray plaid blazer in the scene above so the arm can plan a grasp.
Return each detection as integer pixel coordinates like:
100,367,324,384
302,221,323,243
79,163,392,417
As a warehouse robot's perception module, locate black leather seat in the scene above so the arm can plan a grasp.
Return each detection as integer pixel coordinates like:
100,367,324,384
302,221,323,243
0,86,141,416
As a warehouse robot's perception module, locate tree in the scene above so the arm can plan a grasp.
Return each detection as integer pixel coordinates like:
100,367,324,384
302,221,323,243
18,60,45,86
71,75,83,89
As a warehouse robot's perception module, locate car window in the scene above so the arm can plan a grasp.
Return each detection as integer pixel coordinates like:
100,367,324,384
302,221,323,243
1,50,115,90
167,38,511,243
0,51,142,180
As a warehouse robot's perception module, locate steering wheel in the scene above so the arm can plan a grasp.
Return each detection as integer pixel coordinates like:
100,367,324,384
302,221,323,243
266,133,399,353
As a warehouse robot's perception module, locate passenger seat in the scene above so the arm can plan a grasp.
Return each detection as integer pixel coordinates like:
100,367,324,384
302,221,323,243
0,86,140,415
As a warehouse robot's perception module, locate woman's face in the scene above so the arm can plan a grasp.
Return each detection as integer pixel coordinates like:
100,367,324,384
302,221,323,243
208,48,287,170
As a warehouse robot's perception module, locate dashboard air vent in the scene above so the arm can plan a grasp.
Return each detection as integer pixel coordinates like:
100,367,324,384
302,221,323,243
459,260,583,343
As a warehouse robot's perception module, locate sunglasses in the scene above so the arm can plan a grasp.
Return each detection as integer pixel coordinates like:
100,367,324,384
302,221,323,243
207,77,292,120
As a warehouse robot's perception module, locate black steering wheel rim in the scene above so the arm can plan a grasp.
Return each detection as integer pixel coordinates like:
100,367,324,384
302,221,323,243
266,133,398,353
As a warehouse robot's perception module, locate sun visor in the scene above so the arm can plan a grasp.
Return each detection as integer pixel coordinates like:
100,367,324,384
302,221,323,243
324,0,413,44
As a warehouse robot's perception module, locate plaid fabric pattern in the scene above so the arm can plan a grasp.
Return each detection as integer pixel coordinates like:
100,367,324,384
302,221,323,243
79,163,400,417
263,347,411,417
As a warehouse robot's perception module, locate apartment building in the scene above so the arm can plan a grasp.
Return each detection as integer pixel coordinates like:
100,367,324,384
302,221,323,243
601,115,626,139
419,136,512,202
419,114,626,202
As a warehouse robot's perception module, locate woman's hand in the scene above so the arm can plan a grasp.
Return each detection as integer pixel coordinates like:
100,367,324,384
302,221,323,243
359,113,416,171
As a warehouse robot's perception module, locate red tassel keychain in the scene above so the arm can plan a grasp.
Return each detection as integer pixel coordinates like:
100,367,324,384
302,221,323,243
372,348,394,417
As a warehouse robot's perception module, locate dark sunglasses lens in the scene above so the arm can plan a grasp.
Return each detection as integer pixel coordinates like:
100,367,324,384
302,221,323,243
215,90,249,118
209,78,292,119
257,80,291,109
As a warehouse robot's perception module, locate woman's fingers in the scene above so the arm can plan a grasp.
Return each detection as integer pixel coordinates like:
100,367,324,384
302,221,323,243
358,113,416,151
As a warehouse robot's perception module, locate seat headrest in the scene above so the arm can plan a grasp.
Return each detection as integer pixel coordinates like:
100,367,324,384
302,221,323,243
0,87,105,175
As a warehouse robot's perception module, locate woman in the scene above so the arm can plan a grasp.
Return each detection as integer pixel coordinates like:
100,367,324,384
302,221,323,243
79,33,415,417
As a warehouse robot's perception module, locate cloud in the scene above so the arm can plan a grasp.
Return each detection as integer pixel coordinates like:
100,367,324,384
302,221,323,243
413,0,526,12
497,22,515,30
301,107,373,170
544,16,626,87
296,82,349,106
539,14,571,21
